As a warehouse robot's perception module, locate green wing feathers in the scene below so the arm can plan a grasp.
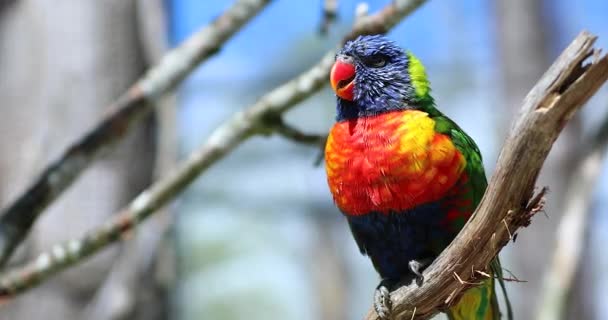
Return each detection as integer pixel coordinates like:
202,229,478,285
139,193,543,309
447,276,498,320
446,258,513,320
430,110,513,320
432,114,487,204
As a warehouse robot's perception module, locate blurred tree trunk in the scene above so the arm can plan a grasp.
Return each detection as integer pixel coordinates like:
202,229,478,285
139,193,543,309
495,1,587,319
564,224,597,320
310,211,348,320
496,0,549,116
0,1,172,319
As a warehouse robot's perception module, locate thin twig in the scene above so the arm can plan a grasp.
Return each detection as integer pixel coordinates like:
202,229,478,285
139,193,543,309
0,0,273,268
262,115,327,146
362,31,608,320
264,116,329,166
501,277,528,283
501,267,527,283
474,270,491,278
502,219,513,240
0,0,430,299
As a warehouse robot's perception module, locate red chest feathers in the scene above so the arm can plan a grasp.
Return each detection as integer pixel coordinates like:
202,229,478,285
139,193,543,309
324,110,466,216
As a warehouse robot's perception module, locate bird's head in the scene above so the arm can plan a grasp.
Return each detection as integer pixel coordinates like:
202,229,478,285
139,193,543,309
330,35,432,120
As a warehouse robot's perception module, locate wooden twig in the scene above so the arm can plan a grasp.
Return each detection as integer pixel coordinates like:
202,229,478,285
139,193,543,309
363,31,608,320
0,0,273,268
0,0,429,299
344,0,426,43
261,115,327,146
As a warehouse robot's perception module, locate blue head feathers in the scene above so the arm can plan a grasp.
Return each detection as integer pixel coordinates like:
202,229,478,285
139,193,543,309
331,35,432,121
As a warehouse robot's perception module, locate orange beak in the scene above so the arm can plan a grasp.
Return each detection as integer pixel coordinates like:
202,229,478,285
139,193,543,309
330,56,355,101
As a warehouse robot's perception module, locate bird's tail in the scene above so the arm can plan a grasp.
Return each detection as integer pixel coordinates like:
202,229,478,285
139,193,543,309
446,276,498,320
446,258,512,320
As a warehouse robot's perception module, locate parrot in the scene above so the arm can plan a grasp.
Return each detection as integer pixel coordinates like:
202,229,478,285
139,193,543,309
324,35,511,320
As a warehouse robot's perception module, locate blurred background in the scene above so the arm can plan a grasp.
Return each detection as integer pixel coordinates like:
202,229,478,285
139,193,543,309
0,0,606,319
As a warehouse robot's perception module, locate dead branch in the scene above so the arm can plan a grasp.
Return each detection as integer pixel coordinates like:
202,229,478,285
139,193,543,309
0,0,429,299
262,116,327,146
0,0,272,267
363,31,608,320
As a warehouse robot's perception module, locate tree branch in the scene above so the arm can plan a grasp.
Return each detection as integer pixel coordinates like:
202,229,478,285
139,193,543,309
262,115,327,146
262,116,328,166
0,0,272,267
536,108,608,320
363,31,608,320
0,0,429,299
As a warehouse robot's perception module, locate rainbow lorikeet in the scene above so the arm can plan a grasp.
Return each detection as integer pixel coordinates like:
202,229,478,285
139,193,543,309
324,35,511,319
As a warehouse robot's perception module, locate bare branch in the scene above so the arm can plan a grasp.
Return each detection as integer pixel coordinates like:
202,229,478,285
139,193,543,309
0,0,429,299
344,0,425,42
363,31,608,320
0,0,273,267
536,108,608,320
263,116,328,166
262,115,327,146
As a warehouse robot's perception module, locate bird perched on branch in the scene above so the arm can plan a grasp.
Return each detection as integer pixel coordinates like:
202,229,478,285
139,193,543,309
324,35,511,319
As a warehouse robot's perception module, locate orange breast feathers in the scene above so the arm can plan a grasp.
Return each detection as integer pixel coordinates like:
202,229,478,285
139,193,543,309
324,110,467,216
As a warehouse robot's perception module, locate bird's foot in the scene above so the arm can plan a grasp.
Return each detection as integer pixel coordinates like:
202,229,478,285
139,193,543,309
374,280,393,319
409,258,432,286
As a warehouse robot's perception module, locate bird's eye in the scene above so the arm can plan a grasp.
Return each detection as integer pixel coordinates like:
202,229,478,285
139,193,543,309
363,55,387,68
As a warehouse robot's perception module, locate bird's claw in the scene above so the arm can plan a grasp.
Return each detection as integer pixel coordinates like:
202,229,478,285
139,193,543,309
409,259,431,286
374,281,393,319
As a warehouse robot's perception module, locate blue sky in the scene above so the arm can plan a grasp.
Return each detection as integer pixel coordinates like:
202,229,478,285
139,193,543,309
167,1,496,79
